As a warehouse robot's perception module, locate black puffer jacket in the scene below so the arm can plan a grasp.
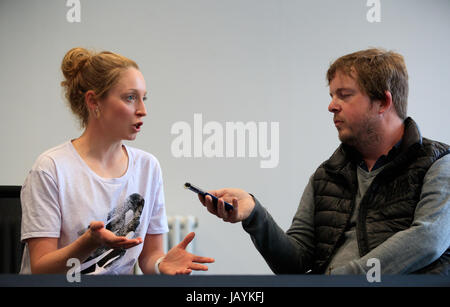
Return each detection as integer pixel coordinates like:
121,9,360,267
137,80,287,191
312,117,450,274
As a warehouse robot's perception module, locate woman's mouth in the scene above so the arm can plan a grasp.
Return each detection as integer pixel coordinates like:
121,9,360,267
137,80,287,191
133,122,143,131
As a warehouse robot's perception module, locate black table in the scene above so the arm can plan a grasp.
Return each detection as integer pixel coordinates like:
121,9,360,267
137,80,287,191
1,273,448,287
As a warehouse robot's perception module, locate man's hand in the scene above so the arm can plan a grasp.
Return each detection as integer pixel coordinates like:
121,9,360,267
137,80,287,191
198,188,255,223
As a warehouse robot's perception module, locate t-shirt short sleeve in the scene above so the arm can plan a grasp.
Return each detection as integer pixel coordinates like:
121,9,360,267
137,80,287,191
20,155,61,241
146,158,169,235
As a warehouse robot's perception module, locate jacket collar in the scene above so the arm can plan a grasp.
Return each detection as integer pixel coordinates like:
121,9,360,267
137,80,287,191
323,117,422,173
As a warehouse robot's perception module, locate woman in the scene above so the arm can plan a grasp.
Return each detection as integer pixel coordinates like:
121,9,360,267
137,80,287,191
20,47,214,275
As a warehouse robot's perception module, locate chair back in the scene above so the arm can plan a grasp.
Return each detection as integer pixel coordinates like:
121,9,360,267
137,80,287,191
0,186,24,273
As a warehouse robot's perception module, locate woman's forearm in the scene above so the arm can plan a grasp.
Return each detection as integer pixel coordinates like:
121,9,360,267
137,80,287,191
138,252,165,274
30,231,100,274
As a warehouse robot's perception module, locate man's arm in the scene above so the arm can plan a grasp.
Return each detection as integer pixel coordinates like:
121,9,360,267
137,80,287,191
332,154,450,274
242,176,316,274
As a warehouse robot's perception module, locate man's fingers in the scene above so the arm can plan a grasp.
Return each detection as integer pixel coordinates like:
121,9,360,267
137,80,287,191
200,190,242,222
211,189,229,198
198,193,206,205
204,195,218,215
230,198,239,221
217,198,227,219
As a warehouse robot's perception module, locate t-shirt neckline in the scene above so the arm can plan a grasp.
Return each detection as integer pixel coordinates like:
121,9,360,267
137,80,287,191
67,140,132,184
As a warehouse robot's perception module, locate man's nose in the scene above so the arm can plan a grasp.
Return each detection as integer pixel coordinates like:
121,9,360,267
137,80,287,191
328,97,340,113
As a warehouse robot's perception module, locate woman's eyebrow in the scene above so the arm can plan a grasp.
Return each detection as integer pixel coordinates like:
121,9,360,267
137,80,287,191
125,88,147,95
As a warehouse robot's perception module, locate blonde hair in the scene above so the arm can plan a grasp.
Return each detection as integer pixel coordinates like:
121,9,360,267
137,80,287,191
61,47,139,127
327,48,409,120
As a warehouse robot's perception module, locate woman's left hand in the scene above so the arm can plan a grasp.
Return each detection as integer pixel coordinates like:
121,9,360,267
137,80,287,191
158,232,215,275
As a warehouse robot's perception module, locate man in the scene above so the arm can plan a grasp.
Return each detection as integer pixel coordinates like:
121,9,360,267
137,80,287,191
199,48,450,274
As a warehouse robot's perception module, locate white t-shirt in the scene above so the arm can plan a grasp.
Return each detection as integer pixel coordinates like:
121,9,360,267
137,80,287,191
20,141,169,274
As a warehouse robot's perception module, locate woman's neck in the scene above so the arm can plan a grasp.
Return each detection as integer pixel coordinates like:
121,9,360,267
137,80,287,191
71,128,128,178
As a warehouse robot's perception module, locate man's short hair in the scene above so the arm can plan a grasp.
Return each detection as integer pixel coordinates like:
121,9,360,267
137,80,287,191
327,48,409,120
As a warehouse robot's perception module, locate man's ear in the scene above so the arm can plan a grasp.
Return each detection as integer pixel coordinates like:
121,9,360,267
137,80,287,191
378,90,393,115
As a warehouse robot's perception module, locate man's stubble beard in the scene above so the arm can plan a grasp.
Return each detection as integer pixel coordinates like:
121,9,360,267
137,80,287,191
339,113,381,151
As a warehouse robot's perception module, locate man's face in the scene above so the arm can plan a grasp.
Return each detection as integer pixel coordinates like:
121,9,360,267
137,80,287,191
328,70,379,148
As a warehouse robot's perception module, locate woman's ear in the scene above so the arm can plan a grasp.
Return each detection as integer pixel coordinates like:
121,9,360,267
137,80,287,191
85,90,100,118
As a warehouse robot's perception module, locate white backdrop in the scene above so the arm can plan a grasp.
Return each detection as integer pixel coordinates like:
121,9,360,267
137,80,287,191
1,0,449,274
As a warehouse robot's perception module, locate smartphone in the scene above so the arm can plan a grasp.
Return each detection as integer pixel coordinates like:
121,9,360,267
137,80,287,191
184,182,234,211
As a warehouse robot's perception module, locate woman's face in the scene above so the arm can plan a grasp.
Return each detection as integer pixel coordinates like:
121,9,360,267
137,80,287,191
97,68,147,141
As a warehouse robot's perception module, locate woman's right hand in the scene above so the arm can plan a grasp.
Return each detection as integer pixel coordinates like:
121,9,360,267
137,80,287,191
198,188,255,223
87,221,143,249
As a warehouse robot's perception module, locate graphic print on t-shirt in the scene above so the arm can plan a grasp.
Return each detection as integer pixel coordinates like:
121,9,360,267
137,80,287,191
80,193,145,274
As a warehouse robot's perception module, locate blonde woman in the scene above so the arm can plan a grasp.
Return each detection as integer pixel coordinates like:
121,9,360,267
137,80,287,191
20,47,214,275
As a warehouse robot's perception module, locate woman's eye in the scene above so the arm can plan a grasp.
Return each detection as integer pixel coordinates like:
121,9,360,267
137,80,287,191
126,95,137,102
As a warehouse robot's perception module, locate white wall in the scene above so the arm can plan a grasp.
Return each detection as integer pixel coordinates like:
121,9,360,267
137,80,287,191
1,0,449,274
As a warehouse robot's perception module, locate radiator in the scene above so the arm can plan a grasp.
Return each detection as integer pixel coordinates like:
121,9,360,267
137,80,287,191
165,215,198,253
134,215,198,274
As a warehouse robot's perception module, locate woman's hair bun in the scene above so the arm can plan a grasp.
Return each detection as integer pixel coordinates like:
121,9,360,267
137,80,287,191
61,47,92,81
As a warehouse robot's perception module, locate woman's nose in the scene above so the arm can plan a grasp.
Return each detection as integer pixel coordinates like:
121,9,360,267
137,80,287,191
136,99,147,117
